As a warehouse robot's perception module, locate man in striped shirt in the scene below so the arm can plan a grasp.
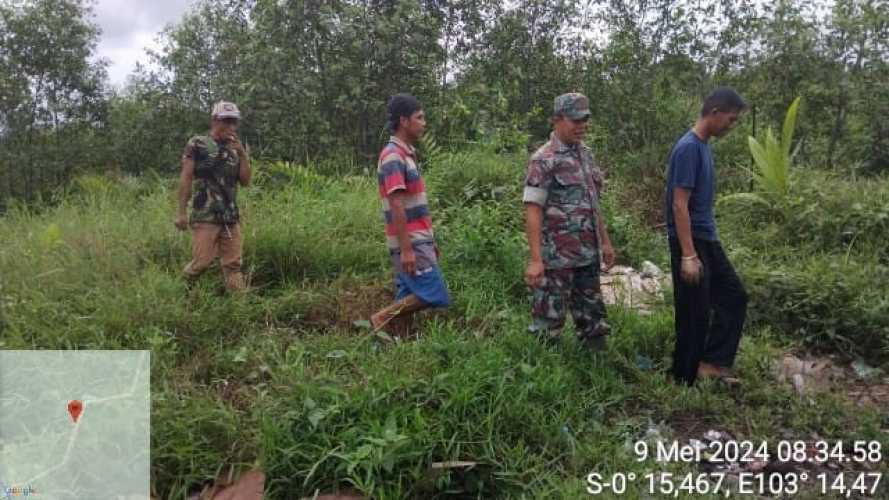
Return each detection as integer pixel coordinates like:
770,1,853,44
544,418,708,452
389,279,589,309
371,94,450,332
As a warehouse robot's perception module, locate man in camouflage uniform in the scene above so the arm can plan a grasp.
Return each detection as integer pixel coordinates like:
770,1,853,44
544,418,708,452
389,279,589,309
523,93,616,348
175,101,252,291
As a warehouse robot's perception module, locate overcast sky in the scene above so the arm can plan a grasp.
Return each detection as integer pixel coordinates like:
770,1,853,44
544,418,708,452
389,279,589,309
91,0,193,87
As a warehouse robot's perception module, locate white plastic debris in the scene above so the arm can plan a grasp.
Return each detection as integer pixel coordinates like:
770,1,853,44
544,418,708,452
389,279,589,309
641,260,663,278
600,264,668,313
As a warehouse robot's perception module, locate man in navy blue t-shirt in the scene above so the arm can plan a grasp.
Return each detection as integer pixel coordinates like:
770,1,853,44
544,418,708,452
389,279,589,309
665,87,749,385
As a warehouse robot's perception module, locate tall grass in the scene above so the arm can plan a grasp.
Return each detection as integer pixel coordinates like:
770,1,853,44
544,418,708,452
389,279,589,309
0,151,885,498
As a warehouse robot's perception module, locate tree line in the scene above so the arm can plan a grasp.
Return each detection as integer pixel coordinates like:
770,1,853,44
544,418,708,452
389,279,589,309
0,0,887,206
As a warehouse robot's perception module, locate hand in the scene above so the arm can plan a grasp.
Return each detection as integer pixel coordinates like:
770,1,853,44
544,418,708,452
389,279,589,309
525,260,545,288
400,247,417,276
434,244,441,260
226,133,246,156
601,241,615,270
680,256,702,285
174,214,188,231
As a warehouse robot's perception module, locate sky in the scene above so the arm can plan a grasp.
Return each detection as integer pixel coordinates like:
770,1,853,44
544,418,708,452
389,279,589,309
90,0,193,87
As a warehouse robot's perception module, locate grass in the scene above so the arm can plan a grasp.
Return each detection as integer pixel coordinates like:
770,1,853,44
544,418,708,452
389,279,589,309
0,153,886,498
717,170,889,361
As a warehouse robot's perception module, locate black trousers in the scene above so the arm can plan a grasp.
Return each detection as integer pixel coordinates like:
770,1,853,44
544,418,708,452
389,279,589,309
669,237,748,385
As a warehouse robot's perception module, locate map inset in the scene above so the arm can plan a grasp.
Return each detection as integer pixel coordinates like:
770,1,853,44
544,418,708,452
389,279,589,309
0,350,150,499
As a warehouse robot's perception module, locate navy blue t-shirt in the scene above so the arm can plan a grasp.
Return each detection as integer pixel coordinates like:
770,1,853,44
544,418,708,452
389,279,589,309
665,130,718,241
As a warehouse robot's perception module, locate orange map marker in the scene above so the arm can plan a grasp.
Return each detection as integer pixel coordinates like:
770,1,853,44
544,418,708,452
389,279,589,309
67,400,83,423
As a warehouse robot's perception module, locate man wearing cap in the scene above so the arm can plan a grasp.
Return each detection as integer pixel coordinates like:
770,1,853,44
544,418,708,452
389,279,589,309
523,93,615,349
175,101,251,291
370,93,450,332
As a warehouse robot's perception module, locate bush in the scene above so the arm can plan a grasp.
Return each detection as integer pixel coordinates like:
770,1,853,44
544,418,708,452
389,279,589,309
599,176,669,269
720,170,889,262
782,174,889,262
743,255,889,363
424,147,524,211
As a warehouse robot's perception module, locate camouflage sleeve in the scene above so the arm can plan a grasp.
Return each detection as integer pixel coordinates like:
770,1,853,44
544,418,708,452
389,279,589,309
181,137,198,160
182,136,208,162
523,155,552,206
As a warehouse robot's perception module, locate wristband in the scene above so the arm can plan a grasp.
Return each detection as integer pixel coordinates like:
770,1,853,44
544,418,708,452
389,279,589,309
681,254,698,261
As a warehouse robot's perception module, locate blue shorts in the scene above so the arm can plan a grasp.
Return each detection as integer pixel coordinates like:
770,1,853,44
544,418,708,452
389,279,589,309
390,243,450,308
395,265,451,307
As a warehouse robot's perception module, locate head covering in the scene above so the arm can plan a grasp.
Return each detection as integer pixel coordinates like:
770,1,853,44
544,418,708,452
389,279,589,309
386,94,421,133
553,93,591,120
211,101,241,120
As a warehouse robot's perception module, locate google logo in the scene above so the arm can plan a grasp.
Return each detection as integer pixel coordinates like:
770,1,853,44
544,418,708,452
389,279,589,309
0,482,38,498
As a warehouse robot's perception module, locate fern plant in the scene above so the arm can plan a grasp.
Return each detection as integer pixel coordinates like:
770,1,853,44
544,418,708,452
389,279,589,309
418,128,446,171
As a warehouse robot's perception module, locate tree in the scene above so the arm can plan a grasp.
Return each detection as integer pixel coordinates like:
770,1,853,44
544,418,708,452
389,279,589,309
0,0,108,203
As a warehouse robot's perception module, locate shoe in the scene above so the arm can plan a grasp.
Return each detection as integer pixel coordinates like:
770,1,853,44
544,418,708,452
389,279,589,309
590,320,611,337
580,335,607,352
579,320,610,351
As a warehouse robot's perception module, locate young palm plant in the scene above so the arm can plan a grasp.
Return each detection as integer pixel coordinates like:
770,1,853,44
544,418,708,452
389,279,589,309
720,97,802,208
749,96,802,196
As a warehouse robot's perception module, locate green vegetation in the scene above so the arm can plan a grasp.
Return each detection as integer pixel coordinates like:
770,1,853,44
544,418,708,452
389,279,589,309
2,0,888,204
748,97,801,198
1,149,886,497
2,0,888,497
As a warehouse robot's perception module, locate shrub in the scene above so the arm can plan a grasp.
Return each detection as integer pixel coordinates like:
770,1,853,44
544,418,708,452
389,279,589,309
424,147,524,211
720,170,889,262
743,255,889,363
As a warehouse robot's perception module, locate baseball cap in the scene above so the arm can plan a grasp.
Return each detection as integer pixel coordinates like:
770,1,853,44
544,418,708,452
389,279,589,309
553,93,591,120
212,101,241,120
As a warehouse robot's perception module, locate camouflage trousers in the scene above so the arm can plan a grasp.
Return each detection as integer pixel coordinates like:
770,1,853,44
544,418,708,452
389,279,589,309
529,264,608,341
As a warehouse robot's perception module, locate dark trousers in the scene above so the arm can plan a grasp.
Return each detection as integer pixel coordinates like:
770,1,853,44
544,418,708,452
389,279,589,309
669,237,748,385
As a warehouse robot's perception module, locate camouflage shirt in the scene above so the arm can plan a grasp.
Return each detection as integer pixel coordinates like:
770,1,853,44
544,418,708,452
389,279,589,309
182,135,241,225
523,133,605,270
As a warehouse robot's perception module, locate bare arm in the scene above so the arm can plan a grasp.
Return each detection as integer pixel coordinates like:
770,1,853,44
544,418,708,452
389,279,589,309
672,187,695,257
389,190,416,275
596,210,615,268
525,203,544,264
227,134,251,186
524,202,545,287
238,149,251,186
175,157,194,230
523,156,550,287
673,186,703,283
